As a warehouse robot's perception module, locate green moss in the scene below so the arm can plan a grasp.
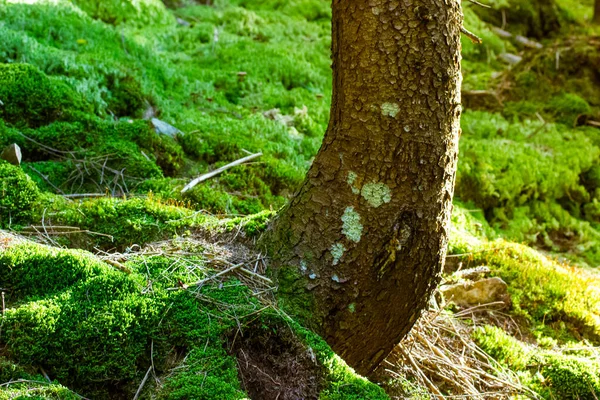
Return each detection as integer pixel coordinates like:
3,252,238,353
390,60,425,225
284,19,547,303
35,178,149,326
546,93,591,125
0,242,108,303
157,346,247,400
457,110,600,264
289,322,388,399
0,117,186,194
473,325,531,369
105,74,149,118
273,265,317,328
71,0,172,26
0,380,81,400
540,354,600,399
474,325,600,399
221,209,275,237
0,63,89,127
0,160,41,226
0,235,256,399
456,239,600,343
49,196,207,250
504,38,600,117
472,0,572,39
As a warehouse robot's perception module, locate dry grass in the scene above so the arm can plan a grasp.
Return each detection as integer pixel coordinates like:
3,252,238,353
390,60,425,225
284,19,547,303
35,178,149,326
97,235,276,300
377,298,540,400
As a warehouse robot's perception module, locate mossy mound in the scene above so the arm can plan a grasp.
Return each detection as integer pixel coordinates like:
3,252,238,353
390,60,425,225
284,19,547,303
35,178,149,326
502,36,600,122
0,117,184,195
47,196,204,250
0,63,90,127
457,111,600,265
0,160,41,226
448,206,600,344
0,0,330,214
0,233,387,399
473,0,572,39
474,326,600,399
71,0,173,26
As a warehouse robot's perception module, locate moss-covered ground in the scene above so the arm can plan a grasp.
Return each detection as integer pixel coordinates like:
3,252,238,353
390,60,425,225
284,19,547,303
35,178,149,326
1,0,600,398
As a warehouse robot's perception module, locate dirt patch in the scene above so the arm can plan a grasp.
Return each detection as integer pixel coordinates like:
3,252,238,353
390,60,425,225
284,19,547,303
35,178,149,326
230,323,323,400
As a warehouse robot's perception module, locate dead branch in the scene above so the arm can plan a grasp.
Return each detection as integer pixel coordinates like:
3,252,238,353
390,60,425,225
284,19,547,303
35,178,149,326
181,153,263,193
132,366,152,400
461,26,483,44
467,0,491,8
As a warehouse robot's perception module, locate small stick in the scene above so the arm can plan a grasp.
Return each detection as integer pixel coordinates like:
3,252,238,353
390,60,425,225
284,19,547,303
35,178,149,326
239,267,273,284
132,366,152,400
461,26,483,44
40,367,51,383
587,120,600,128
181,153,263,193
27,166,66,195
63,193,108,199
1,291,5,316
188,262,246,287
467,0,491,8
104,259,132,274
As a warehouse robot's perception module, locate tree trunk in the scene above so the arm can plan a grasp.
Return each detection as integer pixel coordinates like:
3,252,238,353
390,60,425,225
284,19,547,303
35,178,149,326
594,0,600,24
262,0,463,376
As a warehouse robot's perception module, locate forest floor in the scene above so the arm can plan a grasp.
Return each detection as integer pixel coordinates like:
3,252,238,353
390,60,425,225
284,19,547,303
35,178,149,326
1,0,600,398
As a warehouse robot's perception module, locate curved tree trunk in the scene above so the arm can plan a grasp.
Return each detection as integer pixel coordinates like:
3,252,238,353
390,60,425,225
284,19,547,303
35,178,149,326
262,0,463,375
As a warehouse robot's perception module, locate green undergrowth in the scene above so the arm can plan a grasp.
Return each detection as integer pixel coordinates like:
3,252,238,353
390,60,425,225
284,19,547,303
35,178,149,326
0,160,41,226
449,205,600,399
0,0,330,215
449,205,600,345
472,0,575,39
0,236,387,399
457,110,600,266
0,162,274,250
474,325,600,399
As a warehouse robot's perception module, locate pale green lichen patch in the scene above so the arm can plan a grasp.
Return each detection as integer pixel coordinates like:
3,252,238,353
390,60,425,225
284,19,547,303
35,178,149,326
347,171,360,194
348,303,356,313
361,182,392,208
381,102,400,118
341,207,363,243
347,171,357,186
330,242,346,265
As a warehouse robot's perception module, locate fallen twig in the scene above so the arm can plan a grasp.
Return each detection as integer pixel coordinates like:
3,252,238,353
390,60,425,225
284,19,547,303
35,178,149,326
104,259,132,274
63,193,108,199
467,0,491,8
461,26,483,44
239,267,273,284
181,153,263,193
132,366,152,400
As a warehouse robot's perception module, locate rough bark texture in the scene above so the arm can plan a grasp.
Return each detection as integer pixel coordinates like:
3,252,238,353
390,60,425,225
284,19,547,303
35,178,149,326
595,0,600,24
262,0,462,375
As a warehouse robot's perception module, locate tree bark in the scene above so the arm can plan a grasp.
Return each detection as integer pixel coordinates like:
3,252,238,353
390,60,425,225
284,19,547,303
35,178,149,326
262,0,463,376
594,0,600,24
